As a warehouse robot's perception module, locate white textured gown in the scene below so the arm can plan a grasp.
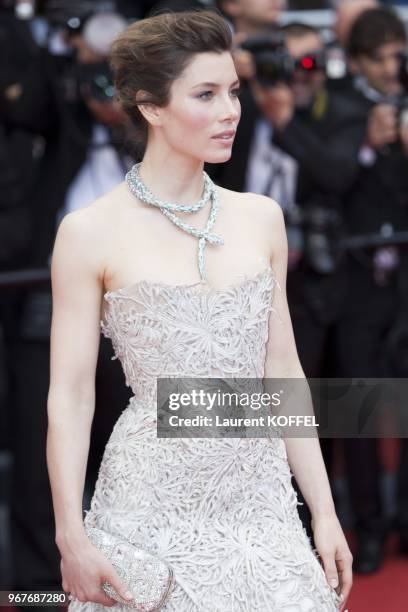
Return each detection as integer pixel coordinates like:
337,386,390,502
68,266,342,611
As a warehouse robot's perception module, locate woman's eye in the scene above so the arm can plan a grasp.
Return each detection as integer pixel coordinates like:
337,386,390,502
198,91,213,100
231,88,242,98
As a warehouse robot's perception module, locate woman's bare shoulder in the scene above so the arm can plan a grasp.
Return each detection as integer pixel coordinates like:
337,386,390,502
244,190,283,219
54,182,131,276
218,186,284,228
58,182,130,237
88,180,132,218
51,184,131,296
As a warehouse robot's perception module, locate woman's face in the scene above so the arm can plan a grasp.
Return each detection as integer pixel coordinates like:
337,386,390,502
156,51,241,164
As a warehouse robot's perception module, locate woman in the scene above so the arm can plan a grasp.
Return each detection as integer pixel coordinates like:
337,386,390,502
47,10,352,611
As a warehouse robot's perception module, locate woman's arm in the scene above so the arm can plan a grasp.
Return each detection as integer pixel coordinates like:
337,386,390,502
47,209,103,547
46,208,131,604
256,196,352,609
263,202,336,519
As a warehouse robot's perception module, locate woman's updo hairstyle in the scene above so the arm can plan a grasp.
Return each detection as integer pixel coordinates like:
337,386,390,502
109,10,233,149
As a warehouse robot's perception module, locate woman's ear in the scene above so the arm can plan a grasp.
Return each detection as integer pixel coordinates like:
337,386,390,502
136,90,162,127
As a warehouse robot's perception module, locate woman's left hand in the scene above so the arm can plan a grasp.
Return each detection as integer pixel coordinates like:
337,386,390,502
311,513,353,611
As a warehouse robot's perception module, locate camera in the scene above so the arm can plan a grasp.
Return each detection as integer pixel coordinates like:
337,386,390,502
56,9,127,104
285,199,345,275
45,0,116,29
240,31,326,86
76,61,115,102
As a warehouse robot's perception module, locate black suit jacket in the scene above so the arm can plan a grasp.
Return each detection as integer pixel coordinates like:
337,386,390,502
339,88,408,237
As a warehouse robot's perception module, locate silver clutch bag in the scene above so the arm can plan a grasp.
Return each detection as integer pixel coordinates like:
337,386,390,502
85,526,175,610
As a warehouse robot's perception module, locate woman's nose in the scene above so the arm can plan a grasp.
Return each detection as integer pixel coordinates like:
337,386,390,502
220,95,240,121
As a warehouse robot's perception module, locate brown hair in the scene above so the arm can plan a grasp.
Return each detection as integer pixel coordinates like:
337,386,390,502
109,9,232,150
347,7,406,58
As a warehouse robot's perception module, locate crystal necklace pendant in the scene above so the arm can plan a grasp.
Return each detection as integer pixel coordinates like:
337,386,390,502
125,163,224,281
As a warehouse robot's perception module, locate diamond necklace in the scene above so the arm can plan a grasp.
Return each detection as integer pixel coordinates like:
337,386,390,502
125,162,224,282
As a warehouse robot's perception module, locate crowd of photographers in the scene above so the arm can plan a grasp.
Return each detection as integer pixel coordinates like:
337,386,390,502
1,0,408,602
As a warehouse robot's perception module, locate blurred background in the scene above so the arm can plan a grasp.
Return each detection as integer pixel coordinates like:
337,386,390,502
1,0,408,610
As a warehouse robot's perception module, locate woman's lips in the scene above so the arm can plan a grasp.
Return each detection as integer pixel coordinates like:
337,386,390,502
211,131,236,144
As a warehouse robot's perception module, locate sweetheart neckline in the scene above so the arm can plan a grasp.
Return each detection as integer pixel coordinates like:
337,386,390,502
103,265,276,300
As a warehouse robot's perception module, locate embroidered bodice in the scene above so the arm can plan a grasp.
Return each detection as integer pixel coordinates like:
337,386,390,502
101,266,279,405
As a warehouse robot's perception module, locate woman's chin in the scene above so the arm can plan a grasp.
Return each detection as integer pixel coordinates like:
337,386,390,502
204,149,233,165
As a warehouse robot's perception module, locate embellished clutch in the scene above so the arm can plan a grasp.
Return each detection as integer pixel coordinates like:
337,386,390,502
85,526,175,610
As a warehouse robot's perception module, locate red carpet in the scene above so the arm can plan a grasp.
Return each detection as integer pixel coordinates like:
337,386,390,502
346,534,408,611
337,439,408,611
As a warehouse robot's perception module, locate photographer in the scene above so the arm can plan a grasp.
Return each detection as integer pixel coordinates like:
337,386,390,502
216,0,285,81
332,7,408,574
8,7,134,602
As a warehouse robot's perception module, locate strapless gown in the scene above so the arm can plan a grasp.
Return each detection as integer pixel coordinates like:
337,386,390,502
68,266,341,611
